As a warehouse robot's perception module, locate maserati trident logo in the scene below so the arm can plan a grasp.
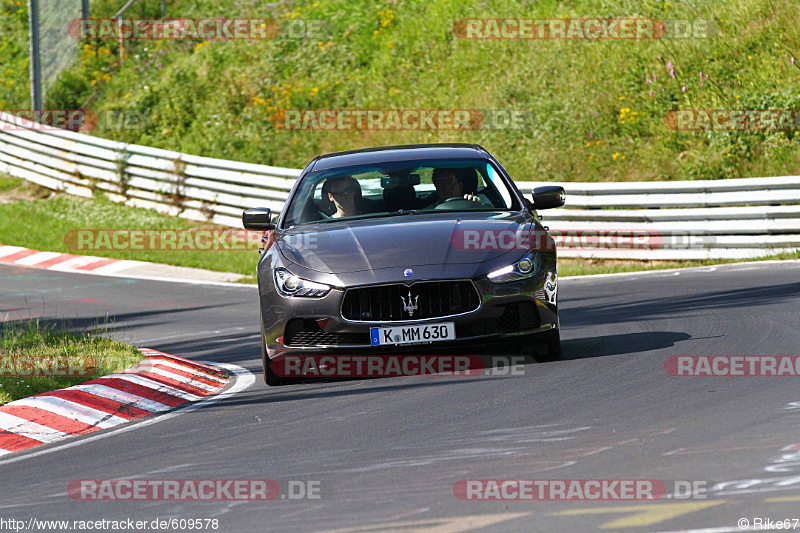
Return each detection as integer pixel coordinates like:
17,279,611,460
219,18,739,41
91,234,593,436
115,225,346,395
401,291,419,317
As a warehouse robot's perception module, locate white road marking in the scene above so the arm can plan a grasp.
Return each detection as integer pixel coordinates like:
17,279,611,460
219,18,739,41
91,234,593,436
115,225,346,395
90,260,145,275
103,272,254,287
69,384,173,412
13,252,62,266
138,351,223,372
104,374,201,401
117,366,220,392
0,412,68,443
0,246,26,258
10,397,127,429
0,362,253,465
146,358,228,383
1,245,249,286
48,256,107,271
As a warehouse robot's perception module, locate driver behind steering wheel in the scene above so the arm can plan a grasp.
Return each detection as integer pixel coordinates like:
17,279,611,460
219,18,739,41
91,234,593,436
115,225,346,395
430,168,484,206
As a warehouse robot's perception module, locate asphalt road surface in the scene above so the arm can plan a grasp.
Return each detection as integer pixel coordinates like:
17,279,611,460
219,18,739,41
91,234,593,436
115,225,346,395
1,260,800,532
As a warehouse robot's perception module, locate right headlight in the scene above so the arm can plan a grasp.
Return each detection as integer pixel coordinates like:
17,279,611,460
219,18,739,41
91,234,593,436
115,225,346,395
486,251,542,283
274,268,331,297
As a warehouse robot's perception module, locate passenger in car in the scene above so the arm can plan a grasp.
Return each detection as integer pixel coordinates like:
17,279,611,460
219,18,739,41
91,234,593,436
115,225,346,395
326,176,362,218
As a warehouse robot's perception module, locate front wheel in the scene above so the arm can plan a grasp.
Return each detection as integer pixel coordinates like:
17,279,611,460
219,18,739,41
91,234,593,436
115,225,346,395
535,327,561,362
261,320,288,386
505,326,561,362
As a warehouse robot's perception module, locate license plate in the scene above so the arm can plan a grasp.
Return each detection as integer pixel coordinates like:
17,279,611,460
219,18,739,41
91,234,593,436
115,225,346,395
371,322,456,346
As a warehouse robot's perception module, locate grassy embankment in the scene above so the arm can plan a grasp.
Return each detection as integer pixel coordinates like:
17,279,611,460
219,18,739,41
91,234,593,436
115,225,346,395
2,0,800,181
0,318,142,405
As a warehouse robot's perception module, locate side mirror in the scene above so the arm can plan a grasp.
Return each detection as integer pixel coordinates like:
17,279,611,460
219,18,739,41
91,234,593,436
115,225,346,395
531,186,565,210
243,208,276,230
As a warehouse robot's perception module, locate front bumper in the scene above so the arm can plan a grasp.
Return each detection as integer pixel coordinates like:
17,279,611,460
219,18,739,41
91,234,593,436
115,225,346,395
259,270,558,358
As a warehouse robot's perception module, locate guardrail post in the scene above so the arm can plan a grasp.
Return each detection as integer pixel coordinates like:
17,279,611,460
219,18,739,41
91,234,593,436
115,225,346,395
200,197,219,222
170,157,187,212
115,147,132,198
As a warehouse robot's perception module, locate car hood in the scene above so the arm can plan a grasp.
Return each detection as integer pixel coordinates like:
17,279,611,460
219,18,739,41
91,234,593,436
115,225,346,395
277,212,533,274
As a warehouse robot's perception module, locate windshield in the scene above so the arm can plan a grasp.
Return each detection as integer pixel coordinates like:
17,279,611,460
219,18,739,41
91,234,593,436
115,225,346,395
282,158,520,228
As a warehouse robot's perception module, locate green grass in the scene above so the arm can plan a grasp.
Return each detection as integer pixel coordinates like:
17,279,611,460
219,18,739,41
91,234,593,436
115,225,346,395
3,1,800,182
0,181,261,276
0,175,48,198
0,318,142,405
0,175,22,192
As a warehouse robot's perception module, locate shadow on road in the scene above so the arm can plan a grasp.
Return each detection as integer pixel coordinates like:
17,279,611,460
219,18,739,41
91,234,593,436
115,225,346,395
561,331,692,360
562,281,800,327
203,377,490,409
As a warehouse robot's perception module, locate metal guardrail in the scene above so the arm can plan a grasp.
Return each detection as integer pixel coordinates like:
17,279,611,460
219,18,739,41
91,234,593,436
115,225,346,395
0,112,299,229
1,111,798,260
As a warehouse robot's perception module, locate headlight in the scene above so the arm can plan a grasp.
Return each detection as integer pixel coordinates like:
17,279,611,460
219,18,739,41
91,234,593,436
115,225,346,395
274,268,331,297
487,251,542,283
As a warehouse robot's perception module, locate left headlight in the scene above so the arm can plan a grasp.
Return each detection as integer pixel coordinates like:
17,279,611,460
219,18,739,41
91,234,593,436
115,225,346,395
274,268,331,297
487,251,542,283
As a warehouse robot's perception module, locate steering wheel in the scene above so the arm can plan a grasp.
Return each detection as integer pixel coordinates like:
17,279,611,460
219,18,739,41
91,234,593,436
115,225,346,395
434,197,483,210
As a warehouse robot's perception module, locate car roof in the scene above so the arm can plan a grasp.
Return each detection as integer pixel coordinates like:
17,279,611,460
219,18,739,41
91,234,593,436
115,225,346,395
310,143,491,172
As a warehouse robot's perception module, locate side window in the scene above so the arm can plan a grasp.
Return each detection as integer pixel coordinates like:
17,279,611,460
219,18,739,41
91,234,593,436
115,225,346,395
415,167,436,193
358,177,383,198
478,174,487,189
485,163,512,208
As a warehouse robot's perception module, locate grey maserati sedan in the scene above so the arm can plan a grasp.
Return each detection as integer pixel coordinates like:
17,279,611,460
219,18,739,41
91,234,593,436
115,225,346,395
243,144,565,385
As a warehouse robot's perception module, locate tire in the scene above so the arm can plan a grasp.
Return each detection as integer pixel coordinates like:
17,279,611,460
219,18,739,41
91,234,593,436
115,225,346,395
261,319,288,386
537,327,561,362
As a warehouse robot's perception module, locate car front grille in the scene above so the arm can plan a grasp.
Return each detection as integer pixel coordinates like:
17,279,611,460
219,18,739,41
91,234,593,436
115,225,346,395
341,280,481,322
283,319,371,347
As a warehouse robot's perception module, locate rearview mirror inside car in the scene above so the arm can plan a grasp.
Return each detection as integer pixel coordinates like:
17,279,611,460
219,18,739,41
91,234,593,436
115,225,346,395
381,173,421,188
